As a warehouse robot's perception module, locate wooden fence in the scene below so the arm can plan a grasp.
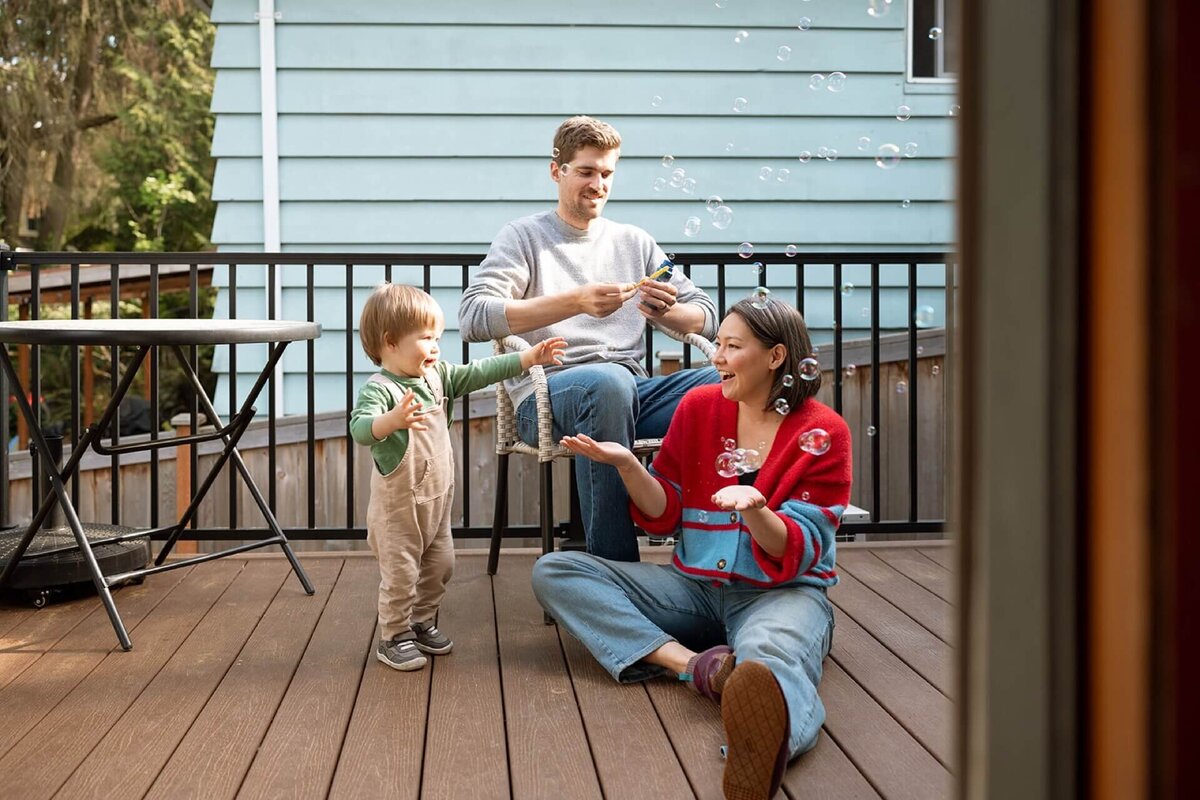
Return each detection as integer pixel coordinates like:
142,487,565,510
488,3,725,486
4,331,946,552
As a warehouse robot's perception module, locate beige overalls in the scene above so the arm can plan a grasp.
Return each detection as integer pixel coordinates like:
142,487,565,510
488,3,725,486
365,370,455,641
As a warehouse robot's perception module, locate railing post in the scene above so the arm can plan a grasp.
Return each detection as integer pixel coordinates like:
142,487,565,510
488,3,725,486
0,243,12,530
171,412,198,555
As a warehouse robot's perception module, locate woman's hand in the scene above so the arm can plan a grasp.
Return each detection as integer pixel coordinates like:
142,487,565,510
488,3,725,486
560,434,637,468
521,337,568,370
711,485,768,512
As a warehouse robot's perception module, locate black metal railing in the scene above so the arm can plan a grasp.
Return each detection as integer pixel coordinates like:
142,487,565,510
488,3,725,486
1,249,952,542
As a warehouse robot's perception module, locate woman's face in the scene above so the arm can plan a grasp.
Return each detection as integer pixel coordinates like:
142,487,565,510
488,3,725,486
713,313,782,406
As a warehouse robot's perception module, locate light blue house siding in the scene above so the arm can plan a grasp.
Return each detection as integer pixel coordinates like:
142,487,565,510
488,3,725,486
207,0,956,414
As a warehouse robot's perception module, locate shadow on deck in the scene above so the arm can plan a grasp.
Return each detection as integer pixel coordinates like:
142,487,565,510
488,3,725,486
0,543,953,799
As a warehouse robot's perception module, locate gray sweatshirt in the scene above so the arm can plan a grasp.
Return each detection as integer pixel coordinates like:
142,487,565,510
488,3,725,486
459,210,718,410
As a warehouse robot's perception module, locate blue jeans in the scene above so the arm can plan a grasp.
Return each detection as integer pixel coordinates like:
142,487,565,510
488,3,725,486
516,363,719,562
531,552,834,758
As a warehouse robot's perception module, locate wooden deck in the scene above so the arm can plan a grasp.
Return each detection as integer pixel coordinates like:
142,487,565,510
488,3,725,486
0,543,953,800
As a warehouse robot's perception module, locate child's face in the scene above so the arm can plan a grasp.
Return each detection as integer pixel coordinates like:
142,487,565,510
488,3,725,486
381,314,444,378
713,313,783,407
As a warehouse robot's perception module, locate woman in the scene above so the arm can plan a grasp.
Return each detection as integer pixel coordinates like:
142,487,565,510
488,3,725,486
532,296,852,800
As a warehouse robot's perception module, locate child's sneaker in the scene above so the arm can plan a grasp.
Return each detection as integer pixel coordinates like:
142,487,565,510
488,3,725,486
412,620,453,654
377,635,428,671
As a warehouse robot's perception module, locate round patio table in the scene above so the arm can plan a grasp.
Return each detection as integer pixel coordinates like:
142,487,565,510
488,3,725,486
0,318,321,650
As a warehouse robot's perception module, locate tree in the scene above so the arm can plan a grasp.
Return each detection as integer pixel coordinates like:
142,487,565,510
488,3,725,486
0,0,215,252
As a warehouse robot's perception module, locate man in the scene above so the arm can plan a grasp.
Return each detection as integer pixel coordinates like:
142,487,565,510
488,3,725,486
459,115,719,562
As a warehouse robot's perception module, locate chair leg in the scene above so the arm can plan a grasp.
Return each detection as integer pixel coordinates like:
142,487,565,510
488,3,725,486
540,460,554,559
488,453,510,575
568,458,585,541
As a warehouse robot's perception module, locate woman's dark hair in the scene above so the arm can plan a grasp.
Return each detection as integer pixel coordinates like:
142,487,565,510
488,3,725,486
727,296,821,412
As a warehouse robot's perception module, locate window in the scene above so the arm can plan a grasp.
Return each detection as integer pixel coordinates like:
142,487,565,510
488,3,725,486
910,0,959,81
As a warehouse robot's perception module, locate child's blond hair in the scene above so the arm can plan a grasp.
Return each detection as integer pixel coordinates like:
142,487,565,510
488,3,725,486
358,283,442,366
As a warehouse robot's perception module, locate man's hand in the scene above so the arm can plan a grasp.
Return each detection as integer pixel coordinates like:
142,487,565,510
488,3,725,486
575,282,638,318
711,485,768,512
378,389,432,436
560,433,638,469
636,279,679,319
521,337,568,370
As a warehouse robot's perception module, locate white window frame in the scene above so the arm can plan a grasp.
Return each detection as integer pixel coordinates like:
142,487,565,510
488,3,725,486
907,0,958,85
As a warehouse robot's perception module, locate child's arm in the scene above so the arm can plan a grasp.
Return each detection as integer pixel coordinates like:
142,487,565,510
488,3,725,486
438,338,568,399
370,389,431,439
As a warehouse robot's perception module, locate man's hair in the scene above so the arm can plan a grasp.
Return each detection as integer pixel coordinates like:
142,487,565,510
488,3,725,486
552,116,622,165
726,297,822,412
358,283,442,367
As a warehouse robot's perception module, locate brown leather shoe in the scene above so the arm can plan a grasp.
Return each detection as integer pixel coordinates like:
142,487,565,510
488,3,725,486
720,661,790,800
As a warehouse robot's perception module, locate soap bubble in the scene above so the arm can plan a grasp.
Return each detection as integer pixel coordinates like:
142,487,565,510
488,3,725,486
723,437,737,451
797,17,812,31
798,357,821,380
901,199,911,208
552,147,560,158
684,216,702,237
669,167,686,188
932,365,941,376
844,363,857,377
867,425,877,436
775,167,791,182
782,374,795,388
713,205,734,229
841,282,855,296
774,398,791,416
699,509,709,522
896,380,908,394
915,305,935,326
734,30,750,44
867,0,892,18
949,104,961,117
857,136,871,151
652,177,667,192
706,195,723,213
777,45,793,61
737,242,754,258
799,428,831,456
875,143,902,169
825,149,839,162
752,261,764,275
802,491,811,501
917,345,924,355
651,95,664,107
714,0,727,7
682,177,697,195
716,452,740,478
732,96,749,113
817,146,829,158
798,151,812,163
661,155,675,168
33,120,43,130
725,141,736,152
740,449,762,471
809,74,826,91
903,142,919,158
929,27,943,40
860,306,871,318
896,104,912,121
750,286,772,309
785,244,798,257
826,72,846,92
759,166,774,181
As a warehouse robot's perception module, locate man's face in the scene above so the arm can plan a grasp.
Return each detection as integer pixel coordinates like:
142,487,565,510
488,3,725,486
552,146,619,229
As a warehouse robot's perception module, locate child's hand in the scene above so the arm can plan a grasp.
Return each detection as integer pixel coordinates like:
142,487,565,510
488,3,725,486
521,337,568,370
711,485,767,512
386,389,431,432
560,434,637,468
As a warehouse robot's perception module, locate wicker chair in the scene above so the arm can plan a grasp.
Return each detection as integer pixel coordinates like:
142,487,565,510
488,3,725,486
487,325,717,575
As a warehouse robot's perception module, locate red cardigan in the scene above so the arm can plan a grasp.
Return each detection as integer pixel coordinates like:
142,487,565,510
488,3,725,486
631,384,852,588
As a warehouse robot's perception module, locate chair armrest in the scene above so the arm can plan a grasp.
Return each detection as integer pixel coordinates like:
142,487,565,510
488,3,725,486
649,320,717,361
493,335,559,460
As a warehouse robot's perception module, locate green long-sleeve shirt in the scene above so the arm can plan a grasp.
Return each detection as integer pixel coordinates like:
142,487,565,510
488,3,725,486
349,353,523,475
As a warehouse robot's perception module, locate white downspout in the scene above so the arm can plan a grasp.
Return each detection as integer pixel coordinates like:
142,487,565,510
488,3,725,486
257,0,284,415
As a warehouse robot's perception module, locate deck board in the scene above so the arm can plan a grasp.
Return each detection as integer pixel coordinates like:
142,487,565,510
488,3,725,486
236,558,379,800
0,561,238,800
420,555,510,800
56,561,290,800
144,559,343,800
0,541,954,799
493,556,604,800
